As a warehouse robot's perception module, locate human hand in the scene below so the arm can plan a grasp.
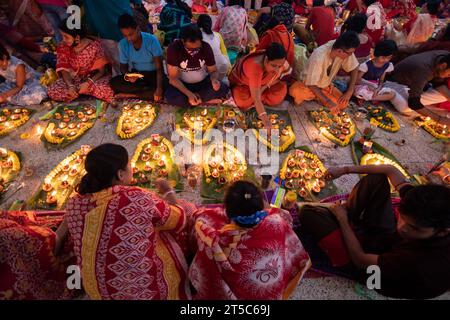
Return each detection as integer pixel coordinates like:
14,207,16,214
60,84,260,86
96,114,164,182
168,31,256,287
324,166,348,180
211,79,221,91
67,86,78,99
188,92,202,106
0,94,7,103
154,87,163,102
155,178,172,195
330,203,348,223
260,113,273,132
79,82,91,94
338,91,352,107
124,73,142,83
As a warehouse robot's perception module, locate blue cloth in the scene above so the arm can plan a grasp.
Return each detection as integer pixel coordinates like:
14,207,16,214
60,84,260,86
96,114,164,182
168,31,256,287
83,0,133,41
119,32,163,72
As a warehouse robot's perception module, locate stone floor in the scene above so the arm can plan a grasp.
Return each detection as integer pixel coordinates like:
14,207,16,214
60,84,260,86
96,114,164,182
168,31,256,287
0,98,449,300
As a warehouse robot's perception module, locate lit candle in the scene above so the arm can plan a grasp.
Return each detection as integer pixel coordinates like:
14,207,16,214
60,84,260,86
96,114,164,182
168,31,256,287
36,125,43,136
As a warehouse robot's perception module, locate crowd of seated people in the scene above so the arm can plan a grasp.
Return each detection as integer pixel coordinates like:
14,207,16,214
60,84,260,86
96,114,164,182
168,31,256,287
0,0,449,301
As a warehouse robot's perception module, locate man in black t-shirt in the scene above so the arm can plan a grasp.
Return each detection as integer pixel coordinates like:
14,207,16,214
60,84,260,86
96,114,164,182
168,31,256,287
165,24,229,107
299,164,450,299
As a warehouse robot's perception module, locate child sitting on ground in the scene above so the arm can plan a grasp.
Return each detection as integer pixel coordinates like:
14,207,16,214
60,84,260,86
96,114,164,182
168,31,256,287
354,40,407,109
0,44,47,106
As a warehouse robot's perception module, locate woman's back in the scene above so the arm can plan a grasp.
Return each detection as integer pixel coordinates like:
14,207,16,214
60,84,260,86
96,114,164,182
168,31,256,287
215,5,248,48
189,207,311,300
66,185,190,300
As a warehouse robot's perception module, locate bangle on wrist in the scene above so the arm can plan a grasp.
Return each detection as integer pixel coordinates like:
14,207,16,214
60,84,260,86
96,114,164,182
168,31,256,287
162,190,175,198
87,78,95,85
259,112,267,117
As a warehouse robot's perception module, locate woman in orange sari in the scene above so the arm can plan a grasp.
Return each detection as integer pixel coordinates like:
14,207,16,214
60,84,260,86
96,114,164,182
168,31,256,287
189,181,311,300
229,43,291,129
47,19,114,103
64,143,191,300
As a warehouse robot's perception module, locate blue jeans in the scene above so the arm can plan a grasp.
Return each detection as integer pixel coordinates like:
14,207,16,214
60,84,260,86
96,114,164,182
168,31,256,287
41,4,67,43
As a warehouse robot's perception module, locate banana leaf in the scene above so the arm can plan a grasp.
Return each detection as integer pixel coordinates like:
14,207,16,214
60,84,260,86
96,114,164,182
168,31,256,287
0,150,22,202
351,140,417,185
27,147,88,210
174,106,219,145
0,108,35,137
130,136,183,192
308,108,356,147
40,101,102,149
116,102,160,139
276,146,338,202
200,166,257,204
244,108,296,153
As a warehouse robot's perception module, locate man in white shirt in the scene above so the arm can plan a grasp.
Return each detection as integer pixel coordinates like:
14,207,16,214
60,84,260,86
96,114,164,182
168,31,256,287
289,31,360,112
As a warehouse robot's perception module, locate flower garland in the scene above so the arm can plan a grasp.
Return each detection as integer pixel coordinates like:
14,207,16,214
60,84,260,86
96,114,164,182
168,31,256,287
367,106,400,132
251,125,296,153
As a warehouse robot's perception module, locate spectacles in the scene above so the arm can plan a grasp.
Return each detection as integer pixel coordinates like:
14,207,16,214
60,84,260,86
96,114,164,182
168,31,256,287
342,49,354,56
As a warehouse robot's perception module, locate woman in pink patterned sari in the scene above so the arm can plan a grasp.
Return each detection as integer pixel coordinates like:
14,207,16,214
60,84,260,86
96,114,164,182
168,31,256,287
64,144,191,300
213,0,248,50
189,181,311,300
47,19,114,103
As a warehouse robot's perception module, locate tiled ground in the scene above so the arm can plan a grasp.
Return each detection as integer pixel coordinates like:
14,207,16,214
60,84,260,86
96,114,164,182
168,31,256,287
0,99,448,299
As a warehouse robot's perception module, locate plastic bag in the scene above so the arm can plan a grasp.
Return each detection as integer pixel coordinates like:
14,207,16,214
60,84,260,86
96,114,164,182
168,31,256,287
292,44,308,81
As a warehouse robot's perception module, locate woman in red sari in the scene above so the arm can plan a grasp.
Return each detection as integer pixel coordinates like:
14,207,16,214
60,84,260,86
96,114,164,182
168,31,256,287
47,19,114,103
64,143,191,300
0,210,75,300
189,181,311,300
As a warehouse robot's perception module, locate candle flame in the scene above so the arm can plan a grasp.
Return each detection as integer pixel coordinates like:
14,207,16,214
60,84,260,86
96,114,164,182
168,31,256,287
36,125,43,135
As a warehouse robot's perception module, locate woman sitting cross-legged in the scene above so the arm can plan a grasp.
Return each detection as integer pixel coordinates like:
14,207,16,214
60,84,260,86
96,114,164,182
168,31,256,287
189,180,311,300
229,42,291,129
47,19,114,103
61,144,191,300
299,164,450,299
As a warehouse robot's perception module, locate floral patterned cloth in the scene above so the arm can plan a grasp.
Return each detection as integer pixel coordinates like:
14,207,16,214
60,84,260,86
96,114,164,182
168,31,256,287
213,5,248,50
189,206,311,300
0,56,47,106
65,185,191,300
0,210,76,300
47,39,114,102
